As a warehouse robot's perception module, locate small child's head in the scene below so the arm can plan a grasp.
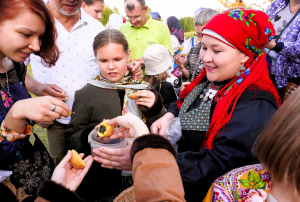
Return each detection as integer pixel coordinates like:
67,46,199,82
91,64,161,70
143,44,173,86
93,29,130,82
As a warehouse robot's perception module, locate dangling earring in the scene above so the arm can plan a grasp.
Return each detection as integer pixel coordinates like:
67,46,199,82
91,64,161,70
235,63,246,77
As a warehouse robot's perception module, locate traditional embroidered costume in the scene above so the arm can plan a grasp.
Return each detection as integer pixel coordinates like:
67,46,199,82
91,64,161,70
167,8,281,201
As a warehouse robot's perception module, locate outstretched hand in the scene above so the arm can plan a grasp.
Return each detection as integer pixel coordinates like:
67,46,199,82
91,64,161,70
106,113,150,140
51,150,94,191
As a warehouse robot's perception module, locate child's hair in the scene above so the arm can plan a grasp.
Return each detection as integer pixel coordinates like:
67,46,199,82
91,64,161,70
144,72,168,91
93,29,129,55
194,8,220,26
254,87,300,194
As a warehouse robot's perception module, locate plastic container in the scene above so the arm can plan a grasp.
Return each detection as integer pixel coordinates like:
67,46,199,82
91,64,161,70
88,128,127,156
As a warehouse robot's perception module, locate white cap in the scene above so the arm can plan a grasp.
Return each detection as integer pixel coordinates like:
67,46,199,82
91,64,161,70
108,13,123,30
143,44,173,76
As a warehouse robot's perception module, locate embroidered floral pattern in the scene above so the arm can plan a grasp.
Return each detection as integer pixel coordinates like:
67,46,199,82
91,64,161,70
228,8,256,27
1,90,13,108
245,38,264,56
9,148,52,194
210,164,272,202
0,120,32,143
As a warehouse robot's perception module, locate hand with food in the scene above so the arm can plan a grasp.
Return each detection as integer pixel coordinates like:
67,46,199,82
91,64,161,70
70,150,86,169
174,54,186,70
96,120,114,138
106,113,150,139
51,150,93,191
135,90,156,108
5,96,70,134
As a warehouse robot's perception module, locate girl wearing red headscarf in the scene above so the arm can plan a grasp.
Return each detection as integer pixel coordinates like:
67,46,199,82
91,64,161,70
151,8,281,201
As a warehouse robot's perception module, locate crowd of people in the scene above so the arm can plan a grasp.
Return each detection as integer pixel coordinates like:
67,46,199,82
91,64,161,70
0,0,299,201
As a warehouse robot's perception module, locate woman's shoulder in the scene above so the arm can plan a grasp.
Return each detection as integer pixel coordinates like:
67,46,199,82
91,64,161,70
238,87,278,109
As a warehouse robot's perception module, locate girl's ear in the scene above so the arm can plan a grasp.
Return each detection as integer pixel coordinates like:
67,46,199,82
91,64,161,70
241,53,250,63
127,49,131,63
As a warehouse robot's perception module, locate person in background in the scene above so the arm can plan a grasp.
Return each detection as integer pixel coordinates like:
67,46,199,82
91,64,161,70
143,44,178,110
181,7,206,56
82,0,104,21
204,86,300,202
168,35,181,95
166,16,185,45
119,0,173,65
151,8,281,201
265,0,300,101
176,8,220,84
107,13,123,29
150,11,161,21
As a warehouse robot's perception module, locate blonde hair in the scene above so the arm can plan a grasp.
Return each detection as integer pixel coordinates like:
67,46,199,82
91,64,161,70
254,87,300,194
144,71,168,91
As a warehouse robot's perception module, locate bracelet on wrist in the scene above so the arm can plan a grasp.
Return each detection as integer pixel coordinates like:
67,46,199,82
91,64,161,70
0,120,32,142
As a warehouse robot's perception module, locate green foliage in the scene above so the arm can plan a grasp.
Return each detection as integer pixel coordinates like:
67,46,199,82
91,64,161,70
100,6,113,26
179,17,194,32
147,6,152,15
184,31,194,40
113,6,120,14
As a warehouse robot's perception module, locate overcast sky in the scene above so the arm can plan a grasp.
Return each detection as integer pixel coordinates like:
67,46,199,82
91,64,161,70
105,0,271,21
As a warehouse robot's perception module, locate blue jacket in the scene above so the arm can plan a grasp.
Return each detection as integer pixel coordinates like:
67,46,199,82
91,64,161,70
267,0,300,88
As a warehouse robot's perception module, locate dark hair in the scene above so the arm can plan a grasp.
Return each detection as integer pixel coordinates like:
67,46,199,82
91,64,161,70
0,0,59,66
124,0,145,10
83,0,104,5
93,29,129,55
254,87,300,194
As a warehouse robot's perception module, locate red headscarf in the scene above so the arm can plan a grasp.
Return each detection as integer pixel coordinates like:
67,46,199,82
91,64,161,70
177,8,281,150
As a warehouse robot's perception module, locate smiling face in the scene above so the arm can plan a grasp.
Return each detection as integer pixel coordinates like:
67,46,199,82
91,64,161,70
50,0,82,16
200,35,249,82
96,42,130,82
0,9,45,62
82,1,104,20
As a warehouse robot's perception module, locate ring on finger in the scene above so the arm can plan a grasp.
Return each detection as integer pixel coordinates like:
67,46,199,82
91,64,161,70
52,105,56,112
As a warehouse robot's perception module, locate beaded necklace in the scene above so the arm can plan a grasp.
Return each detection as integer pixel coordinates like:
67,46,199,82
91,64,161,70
0,58,12,99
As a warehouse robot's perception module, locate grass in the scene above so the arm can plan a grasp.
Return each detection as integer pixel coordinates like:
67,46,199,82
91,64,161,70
184,31,195,40
27,64,49,150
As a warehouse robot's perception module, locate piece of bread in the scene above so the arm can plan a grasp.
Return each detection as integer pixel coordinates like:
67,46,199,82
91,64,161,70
129,92,138,100
70,150,86,169
97,120,114,138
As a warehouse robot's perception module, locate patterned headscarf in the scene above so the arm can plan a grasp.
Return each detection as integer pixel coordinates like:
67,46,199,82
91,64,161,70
177,8,281,149
167,16,185,44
